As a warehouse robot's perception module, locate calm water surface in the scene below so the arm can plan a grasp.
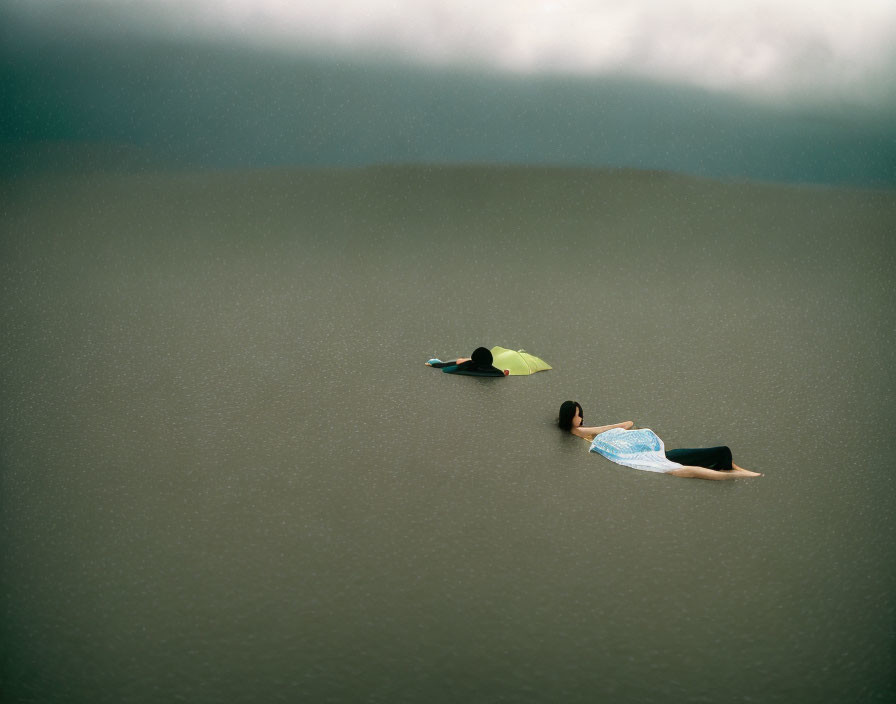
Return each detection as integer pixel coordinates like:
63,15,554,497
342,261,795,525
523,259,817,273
2,166,894,702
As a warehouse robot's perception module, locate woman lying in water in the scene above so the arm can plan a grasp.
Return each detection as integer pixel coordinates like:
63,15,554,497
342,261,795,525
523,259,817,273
558,401,761,480
425,347,508,376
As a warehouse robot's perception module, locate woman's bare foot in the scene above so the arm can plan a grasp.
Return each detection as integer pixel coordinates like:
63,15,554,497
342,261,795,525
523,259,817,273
732,463,761,476
730,468,762,477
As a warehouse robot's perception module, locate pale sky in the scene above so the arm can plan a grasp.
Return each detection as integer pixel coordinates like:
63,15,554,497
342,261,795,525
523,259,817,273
7,0,896,106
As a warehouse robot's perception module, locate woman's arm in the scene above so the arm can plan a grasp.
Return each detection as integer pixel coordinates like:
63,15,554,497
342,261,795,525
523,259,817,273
573,421,634,440
426,358,471,368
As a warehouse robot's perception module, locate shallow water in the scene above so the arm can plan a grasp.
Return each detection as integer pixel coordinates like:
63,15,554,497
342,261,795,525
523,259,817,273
2,166,894,702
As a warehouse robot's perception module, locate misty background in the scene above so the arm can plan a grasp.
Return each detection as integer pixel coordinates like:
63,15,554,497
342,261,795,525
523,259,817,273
1,0,894,186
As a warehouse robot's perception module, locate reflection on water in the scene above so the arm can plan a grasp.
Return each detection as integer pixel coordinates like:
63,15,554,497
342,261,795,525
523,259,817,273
2,166,894,702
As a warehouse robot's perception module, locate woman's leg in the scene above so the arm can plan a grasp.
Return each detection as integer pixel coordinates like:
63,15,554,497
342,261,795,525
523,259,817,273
667,466,762,480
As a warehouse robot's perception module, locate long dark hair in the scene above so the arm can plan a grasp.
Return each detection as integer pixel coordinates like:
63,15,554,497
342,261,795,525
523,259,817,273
558,401,583,431
470,347,493,366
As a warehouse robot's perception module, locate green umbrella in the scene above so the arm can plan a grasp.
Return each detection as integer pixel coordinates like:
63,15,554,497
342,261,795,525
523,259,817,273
490,346,552,376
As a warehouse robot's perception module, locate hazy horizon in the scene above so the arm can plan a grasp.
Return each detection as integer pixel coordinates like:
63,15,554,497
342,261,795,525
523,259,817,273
2,1,894,187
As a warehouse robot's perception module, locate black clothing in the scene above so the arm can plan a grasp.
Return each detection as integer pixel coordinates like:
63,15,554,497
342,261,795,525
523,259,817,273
429,360,458,368
665,446,733,471
430,359,504,376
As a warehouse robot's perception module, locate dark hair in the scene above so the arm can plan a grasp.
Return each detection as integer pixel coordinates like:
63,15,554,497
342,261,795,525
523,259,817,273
470,347,493,366
558,401,583,431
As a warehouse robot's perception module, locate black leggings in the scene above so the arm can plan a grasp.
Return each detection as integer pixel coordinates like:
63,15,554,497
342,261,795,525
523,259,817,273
665,446,733,471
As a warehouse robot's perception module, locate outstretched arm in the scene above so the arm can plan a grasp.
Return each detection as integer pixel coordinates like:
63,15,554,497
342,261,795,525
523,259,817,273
426,357,471,368
573,421,634,440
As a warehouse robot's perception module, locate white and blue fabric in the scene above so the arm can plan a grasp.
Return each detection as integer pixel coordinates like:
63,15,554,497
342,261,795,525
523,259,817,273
589,428,683,473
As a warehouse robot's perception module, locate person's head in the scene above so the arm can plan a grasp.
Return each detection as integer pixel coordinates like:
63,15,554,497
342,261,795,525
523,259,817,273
471,347,493,366
558,401,584,431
